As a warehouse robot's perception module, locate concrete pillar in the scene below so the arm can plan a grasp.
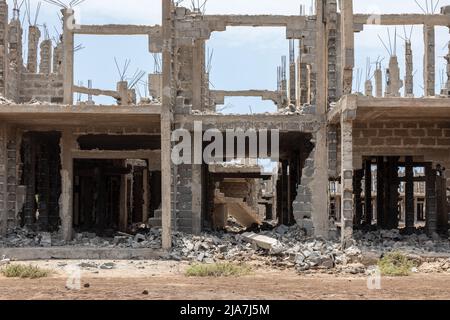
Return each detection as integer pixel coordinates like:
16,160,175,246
53,41,63,74
62,9,74,105
306,0,330,238
386,157,400,229
376,157,385,228
0,124,6,236
142,167,149,223
425,164,437,235
117,81,129,105
385,56,403,97
59,130,74,241
39,39,52,75
340,0,355,95
423,25,435,97
405,156,415,233
8,19,23,72
0,0,8,97
340,118,354,246
353,169,363,227
192,39,204,110
161,0,173,250
364,159,373,226
119,172,128,232
375,66,383,97
364,80,373,97
27,26,41,73
404,41,414,97
191,164,202,235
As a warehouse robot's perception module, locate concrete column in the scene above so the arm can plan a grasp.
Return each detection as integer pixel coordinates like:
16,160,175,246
119,172,128,232
8,19,23,72
0,1,8,97
376,157,385,228
405,156,415,233
161,0,173,250
0,124,6,235
364,159,373,226
364,80,373,97
62,9,74,105
191,164,202,235
423,25,435,97
27,26,41,73
340,0,355,95
386,157,400,229
59,130,74,241
353,169,363,227
375,66,383,97
142,167,149,223
308,0,330,238
340,118,354,246
425,164,437,235
404,41,414,97
192,39,204,111
39,39,52,75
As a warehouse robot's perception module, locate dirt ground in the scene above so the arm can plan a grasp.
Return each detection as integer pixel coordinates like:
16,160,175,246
0,260,450,300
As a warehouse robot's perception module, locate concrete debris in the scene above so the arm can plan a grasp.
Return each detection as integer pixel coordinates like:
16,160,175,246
2,226,450,274
242,232,281,250
0,255,10,266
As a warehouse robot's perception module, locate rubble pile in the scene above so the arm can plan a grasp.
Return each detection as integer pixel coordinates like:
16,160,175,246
354,229,450,254
1,226,450,274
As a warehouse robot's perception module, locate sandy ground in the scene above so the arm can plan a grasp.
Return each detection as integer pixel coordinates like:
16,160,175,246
1,260,450,300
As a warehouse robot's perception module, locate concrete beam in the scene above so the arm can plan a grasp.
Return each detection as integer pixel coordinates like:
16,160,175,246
354,13,450,27
75,24,161,35
60,130,74,241
62,9,75,105
210,90,282,106
205,15,306,28
161,0,173,250
73,85,120,99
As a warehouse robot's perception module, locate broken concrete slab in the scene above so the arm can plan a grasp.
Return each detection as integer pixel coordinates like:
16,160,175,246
241,232,281,250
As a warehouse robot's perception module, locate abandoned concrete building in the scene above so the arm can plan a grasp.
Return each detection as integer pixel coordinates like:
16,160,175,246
0,0,450,251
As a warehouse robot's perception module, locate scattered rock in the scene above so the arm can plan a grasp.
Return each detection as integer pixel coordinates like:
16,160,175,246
99,262,115,270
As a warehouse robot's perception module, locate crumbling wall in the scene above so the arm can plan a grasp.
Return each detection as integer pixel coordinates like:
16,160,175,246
0,0,8,97
0,126,18,234
293,139,315,235
19,73,64,103
39,39,52,75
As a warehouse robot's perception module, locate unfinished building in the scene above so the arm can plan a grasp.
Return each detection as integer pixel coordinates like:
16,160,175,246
0,0,449,251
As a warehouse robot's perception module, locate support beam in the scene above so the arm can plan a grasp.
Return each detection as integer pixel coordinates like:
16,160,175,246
364,159,373,226
0,125,6,236
340,0,355,95
191,164,202,235
62,9,75,105
119,171,128,232
192,39,204,110
405,156,415,233
340,118,354,246
142,167,149,224
354,14,450,27
161,0,173,250
386,157,400,229
376,157,385,228
353,169,363,227
425,164,437,235
424,25,435,97
60,130,74,241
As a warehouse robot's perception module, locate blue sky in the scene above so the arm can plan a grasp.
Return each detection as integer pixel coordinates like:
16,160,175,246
8,0,450,111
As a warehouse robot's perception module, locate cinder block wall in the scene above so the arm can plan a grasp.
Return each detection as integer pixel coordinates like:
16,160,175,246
19,73,64,103
353,121,450,150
